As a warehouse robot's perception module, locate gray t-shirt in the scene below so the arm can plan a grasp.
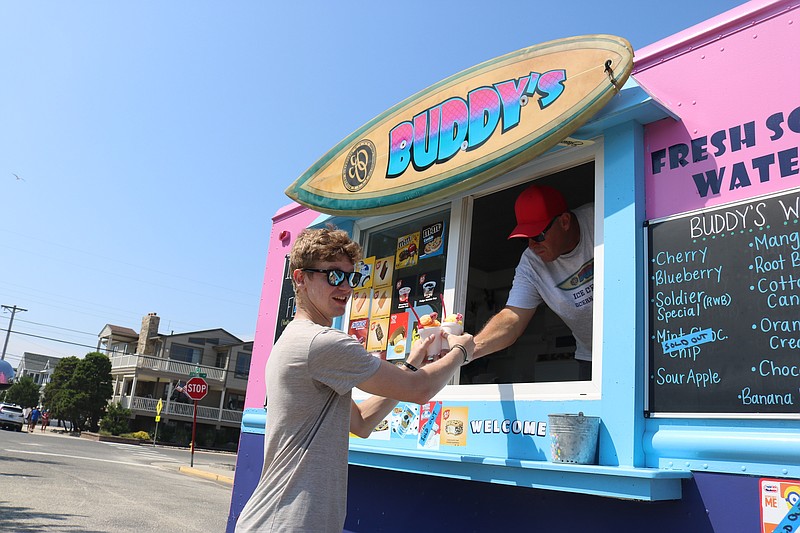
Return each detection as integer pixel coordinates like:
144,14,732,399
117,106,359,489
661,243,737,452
236,319,382,532
506,203,594,361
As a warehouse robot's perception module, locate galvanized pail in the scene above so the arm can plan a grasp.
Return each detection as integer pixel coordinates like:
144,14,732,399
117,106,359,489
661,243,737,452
548,412,600,464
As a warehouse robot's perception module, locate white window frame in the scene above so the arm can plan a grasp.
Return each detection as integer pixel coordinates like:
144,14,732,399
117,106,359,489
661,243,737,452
352,140,604,402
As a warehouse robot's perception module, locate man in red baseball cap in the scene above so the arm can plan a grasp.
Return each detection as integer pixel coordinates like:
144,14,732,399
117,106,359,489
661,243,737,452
470,183,595,379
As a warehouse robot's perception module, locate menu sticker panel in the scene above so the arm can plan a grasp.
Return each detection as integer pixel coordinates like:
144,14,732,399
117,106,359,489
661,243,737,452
416,270,441,306
350,288,371,320
392,275,416,313
386,312,409,360
373,255,394,288
354,257,375,290
760,478,800,533
395,231,419,269
420,220,445,259
417,401,442,450
441,406,469,447
348,319,369,349
366,316,390,352
370,286,392,319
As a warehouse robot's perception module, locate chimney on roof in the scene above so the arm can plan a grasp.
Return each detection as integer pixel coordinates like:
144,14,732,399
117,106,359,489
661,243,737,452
137,313,160,355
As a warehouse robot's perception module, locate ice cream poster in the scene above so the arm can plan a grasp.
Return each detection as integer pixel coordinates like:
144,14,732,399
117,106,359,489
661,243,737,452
441,406,468,447
366,316,390,352
348,319,369,348
365,415,391,441
354,257,375,289
760,478,800,533
395,231,419,269
415,270,441,306
350,288,371,320
391,402,419,439
420,221,445,259
386,312,409,360
373,255,394,288
417,401,442,450
370,286,392,319
392,275,416,313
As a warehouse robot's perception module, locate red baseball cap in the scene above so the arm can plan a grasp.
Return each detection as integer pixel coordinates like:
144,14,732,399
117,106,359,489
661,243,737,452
508,184,567,239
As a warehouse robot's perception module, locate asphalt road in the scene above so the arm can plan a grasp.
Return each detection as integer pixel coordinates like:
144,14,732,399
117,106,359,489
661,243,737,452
0,427,236,532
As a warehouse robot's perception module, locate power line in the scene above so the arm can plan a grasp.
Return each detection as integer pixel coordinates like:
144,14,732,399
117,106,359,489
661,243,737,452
9,329,99,351
1,305,28,361
3,317,96,337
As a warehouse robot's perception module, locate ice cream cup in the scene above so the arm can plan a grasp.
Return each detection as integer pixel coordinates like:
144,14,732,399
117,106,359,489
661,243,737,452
440,322,463,350
417,326,442,358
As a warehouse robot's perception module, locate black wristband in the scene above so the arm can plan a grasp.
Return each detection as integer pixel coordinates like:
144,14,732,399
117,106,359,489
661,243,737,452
452,344,469,364
401,361,418,372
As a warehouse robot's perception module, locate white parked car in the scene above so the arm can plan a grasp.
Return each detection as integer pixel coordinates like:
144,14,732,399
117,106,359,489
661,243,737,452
0,403,25,432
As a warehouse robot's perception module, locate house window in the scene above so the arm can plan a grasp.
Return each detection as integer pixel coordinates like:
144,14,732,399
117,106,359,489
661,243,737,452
227,393,245,410
216,351,227,369
235,352,251,379
169,344,201,364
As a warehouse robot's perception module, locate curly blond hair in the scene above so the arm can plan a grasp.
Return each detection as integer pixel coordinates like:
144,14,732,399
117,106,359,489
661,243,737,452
289,226,362,275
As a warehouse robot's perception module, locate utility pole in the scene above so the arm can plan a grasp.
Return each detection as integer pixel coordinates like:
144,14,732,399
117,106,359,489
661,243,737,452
1,305,27,361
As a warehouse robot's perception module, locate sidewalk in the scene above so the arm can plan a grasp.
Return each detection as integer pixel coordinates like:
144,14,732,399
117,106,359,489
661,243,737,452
33,426,236,486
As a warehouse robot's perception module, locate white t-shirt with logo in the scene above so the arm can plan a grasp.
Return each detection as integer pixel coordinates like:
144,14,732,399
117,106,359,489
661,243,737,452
506,203,594,361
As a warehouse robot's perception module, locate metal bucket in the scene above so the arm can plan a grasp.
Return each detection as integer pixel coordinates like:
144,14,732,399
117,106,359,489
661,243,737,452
548,412,600,464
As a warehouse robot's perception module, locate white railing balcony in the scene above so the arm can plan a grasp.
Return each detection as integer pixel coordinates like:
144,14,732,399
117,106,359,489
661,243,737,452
110,354,225,382
119,394,242,425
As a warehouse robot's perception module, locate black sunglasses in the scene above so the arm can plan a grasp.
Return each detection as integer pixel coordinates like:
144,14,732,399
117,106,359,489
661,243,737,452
302,268,363,288
530,214,561,243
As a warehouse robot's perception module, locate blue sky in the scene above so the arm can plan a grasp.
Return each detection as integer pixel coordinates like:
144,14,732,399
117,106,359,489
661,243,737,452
0,1,747,366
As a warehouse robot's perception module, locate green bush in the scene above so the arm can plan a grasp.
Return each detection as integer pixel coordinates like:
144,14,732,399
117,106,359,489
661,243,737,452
99,402,131,436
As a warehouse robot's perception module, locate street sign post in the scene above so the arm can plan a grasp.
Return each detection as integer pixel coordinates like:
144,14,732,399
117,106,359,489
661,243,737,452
185,377,208,467
153,398,164,446
185,377,208,400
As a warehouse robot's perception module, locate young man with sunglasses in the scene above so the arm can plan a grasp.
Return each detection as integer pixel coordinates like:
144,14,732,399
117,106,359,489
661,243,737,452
236,226,474,533
471,184,594,379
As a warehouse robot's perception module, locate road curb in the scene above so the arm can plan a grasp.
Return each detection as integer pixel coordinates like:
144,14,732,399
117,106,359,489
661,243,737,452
178,466,234,485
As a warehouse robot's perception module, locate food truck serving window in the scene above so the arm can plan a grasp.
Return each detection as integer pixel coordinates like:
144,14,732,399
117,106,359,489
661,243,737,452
352,155,600,393
462,162,596,386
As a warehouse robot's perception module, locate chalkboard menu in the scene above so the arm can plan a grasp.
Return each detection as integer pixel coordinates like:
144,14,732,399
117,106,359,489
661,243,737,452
647,187,800,418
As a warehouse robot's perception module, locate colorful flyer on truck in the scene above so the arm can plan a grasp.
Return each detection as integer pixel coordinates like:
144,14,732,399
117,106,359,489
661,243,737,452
441,406,469,447
373,255,394,288
395,231,419,269
370,286,392,319
392,275,416,313
417,401,442,450
420,221,445,259
354,257,375,290
416,270,441,306
348,319,369,349
386,312,409,360
350,288,371,320
760,478,800,533
366,316,390,353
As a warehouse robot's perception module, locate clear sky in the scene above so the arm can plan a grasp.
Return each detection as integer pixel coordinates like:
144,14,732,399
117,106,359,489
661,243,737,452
0,0,747,367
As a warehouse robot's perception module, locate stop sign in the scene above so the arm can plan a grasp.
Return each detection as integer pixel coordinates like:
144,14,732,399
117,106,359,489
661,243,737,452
185,377,208,401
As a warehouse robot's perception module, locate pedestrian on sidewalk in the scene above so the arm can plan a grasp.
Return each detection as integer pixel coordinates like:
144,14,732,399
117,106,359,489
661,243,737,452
28,406,41,432
40,409,50,432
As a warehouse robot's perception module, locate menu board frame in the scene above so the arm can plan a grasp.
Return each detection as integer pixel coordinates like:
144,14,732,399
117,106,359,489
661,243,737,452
645,186,800,419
